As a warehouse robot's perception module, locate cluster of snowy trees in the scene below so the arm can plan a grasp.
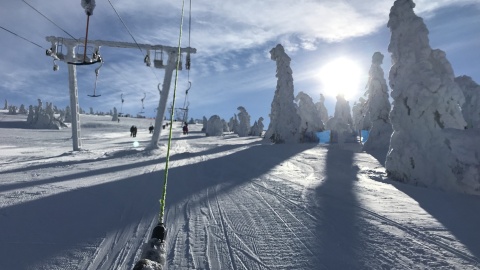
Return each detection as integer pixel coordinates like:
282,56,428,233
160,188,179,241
383,0,480,195
259,0,480,195
201,106,265,137
264,44,331,143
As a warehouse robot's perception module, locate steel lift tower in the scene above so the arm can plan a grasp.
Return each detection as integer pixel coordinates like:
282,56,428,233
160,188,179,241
45,36,196,151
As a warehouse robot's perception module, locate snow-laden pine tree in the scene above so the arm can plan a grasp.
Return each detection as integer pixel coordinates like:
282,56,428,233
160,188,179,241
19,104,27,114
202,116,207,132
264,44,301,143
250,117,264,137
352,97,367,133
315,93,329,126
222,119,230,132
206,115,223,136
236,106,251,137
455,75,480,129
65,106,72,123
325,95,355,143
251,121,259,136
112,107,119,122
3,99,7,110
362,52,392,152
386,0,480,195
295,91,323,142
230,114,239,134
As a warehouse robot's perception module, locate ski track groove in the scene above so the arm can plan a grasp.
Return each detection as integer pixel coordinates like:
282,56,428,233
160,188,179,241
254,186,315,257
254,178,479,267
215,187,238,270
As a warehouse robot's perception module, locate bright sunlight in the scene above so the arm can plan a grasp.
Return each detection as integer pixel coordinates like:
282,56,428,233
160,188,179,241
319,57,363,100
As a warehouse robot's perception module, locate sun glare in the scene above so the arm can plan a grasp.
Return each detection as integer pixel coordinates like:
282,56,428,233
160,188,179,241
319,57,362,100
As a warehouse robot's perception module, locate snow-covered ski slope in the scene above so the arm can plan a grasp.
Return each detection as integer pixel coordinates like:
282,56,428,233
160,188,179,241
0,112,479,269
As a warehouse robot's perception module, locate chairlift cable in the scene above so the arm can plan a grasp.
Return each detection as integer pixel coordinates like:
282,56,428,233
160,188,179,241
22,0,79,42
106,0,162,84
0,25,45,49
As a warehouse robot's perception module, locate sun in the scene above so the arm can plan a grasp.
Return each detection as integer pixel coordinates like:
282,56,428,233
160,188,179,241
319,57,363,100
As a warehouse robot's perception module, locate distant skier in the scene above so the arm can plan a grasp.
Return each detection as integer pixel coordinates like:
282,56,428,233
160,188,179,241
149,125,154,134
182,122,189,135
130,125,135,137
133,126,138,137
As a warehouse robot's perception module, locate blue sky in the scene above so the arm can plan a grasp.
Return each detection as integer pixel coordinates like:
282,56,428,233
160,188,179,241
1,0,479,127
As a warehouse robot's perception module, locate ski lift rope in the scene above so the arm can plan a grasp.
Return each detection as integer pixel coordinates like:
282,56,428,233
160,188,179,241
158,0,189,229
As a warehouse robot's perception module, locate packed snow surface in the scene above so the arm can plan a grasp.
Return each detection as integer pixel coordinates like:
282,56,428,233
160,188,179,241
0,111,479,269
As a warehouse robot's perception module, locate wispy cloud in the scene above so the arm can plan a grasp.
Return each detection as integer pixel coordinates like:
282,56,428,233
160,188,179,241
1,0,479,120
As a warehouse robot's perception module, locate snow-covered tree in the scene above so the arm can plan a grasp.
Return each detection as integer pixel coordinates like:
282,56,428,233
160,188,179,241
3,99,7,110
222,119,230,132
65,106,72,123
295,91,323,142
325,95,355,143
363,52,393,152
8,105,17,115
236,106,251,137
228,114,239,134
315,93,329,126
264,44,301,143
18,104,27,114
250,117,264,137
26,101,64,129
112,107,119,122
89,107,94,115
352,97,367,132
205,115,223,136
385,0,479,195
202,116,207,132
455,75,480,129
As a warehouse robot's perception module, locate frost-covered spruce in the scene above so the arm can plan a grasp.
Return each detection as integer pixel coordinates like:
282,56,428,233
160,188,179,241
363,52,392,152
455,75,480,129
264,44,301,143
250,117,264,137
206,115,223,136
352,97,367,133
295,91,323,142
19,104,27,114
385,0,480,194
201,116,207,132
315,93,329,126
325,95,355,143
3,99,7,110
228,114,239,134
64,106,72,123
236,106,251,137
112,107,119,122
222,119,230,132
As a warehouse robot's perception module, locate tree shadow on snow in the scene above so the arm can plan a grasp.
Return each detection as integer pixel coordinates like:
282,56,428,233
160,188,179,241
313,144,364,269
393,182,480,262
0,142,316,269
